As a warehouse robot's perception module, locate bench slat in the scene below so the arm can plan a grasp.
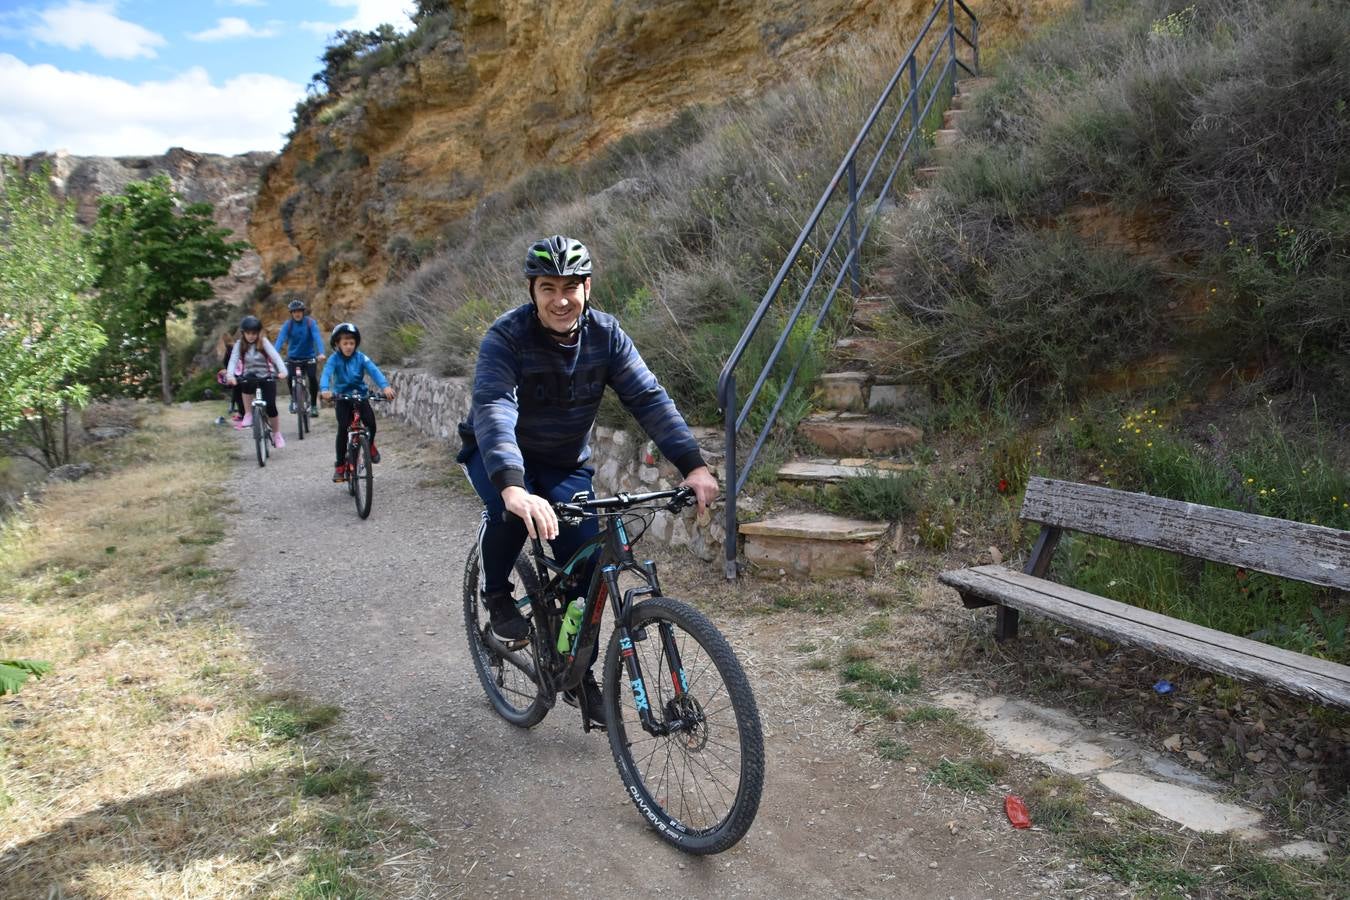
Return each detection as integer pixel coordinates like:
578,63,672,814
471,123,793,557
1020,477,1350,591
940,565,1350,708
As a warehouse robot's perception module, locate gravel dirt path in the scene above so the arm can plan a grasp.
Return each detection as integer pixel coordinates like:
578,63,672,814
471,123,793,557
218,412,1072,899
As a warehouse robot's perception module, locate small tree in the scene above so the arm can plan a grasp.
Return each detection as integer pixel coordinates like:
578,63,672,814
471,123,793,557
0,165,106,468
91,175,247,403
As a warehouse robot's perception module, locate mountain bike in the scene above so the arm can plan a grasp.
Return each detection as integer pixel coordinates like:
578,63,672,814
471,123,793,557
462,486,764,854
288,358,316,440
333,392,384,519
241,376,275,468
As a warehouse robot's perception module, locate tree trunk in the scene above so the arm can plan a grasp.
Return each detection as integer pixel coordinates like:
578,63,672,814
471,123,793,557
160,321,173,405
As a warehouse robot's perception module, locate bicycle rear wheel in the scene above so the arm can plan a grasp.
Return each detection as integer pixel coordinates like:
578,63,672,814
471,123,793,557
603,597,764,855
462,530,548,727
252,413,266,467
352,434,373,518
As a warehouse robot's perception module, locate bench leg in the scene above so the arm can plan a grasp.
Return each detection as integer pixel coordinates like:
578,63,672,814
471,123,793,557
995,605,1020,641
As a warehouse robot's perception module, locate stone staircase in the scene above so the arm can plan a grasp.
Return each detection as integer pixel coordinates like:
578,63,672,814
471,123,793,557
737,76,995,579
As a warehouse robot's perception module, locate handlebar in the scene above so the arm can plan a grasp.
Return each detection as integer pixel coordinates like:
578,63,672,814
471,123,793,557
553,486,697,519
330,392,389,402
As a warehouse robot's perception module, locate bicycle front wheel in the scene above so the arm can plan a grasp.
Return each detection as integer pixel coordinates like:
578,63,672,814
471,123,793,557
253,414,266,467
352,434,372,518
462,531,548,727
603,597,764,855
296,393,307,439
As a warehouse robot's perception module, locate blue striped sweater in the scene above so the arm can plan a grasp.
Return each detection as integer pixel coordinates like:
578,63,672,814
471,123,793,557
463,303,706,492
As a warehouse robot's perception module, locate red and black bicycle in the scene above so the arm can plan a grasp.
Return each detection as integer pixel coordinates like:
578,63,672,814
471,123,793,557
332,392,385,519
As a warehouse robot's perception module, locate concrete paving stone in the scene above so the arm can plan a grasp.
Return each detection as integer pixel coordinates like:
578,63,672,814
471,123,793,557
1260,840,1332,863
1041,741,1120,776
1095,773,1264,835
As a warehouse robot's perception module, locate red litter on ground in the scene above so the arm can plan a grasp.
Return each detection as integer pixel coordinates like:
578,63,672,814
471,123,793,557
1005,795,1032,829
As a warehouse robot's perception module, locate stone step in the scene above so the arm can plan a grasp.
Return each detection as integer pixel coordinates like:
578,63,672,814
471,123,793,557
942,108,966,129
915,165,943,185
933,128,961,148
833,335,891,367
739,512,889,578
798,412,924,455
850,299,890,331
816,371,929,414
956,76,996,96
776,459,916,483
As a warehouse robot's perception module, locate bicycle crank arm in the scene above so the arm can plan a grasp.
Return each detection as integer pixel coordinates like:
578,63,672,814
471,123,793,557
482,630,539,682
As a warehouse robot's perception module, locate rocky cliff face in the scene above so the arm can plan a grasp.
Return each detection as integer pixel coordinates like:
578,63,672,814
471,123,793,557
7,147,276,316
251,0,969,328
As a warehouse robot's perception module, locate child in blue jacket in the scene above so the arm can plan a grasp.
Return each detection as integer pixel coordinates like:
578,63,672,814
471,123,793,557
319,322,396,482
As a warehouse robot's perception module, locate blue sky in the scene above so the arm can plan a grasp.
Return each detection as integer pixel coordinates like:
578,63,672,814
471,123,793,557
0,0,414,156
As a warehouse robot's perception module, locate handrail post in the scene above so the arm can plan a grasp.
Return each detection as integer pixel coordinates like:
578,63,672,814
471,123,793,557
946,0,958,93
846,157,861,297
907,55,919,140
722,374,738,580
972,14,980,74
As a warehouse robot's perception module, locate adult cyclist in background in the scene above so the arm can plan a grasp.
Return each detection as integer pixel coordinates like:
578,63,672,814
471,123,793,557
274,299,325,414
456,235,717,725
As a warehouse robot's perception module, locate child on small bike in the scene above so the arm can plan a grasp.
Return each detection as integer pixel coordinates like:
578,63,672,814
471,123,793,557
274,298,326,413
226,315,287,448
457,235,717,725
319,322,395,482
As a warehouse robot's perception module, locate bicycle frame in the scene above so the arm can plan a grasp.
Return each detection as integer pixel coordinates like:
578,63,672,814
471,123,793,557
509,490,695,737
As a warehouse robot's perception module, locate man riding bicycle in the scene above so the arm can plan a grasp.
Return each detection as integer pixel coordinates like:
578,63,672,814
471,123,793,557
274,299,325,413
457,235,717,724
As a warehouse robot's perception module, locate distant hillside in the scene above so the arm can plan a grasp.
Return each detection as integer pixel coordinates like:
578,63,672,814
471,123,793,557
4,147,275,317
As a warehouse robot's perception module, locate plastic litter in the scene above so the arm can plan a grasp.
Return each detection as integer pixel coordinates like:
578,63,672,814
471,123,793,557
1153,679,1174,694
1004,795,1031,829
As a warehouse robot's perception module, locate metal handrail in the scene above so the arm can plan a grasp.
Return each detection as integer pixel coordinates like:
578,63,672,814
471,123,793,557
716,0,978,578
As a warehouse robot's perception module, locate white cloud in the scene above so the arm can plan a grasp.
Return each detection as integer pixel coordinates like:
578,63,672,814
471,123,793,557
29,1,165,60
301,0,412,38
188,17,277,41
0,53,304,155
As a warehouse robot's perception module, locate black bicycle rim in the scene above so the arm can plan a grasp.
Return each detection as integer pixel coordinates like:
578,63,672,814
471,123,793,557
461,540,548,727
354,434,372,518
604,597,764,855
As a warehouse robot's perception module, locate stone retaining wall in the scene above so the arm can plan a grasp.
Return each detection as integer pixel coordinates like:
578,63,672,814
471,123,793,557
385,368,727,563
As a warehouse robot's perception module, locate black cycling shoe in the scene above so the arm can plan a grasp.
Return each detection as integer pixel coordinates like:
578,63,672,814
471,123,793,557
562,672,606,727
483,591,529,645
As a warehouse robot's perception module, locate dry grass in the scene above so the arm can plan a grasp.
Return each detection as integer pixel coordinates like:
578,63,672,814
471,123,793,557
0,407,426,898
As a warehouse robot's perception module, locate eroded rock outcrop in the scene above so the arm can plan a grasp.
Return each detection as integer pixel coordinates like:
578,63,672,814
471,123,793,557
251,0,958,326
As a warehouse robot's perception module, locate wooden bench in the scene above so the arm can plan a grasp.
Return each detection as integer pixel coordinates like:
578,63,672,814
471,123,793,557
939,476,1350,709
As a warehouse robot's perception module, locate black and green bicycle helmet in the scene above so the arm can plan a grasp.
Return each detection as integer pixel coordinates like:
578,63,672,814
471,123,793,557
523,235,592,278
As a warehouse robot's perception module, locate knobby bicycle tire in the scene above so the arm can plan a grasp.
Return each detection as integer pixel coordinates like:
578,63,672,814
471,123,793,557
252,412,266,467
353,434,373,518
603,596,764,855
462,538,548,727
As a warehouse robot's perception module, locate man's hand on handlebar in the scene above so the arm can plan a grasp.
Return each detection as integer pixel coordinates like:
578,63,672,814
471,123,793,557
680,465,718,516
381,386,395,400
502,485,559,541
320,390,333,401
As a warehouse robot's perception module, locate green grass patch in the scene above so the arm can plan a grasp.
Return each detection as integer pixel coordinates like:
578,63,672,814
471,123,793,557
875,738,911,761
901,705,957,724
301,763,378,799
925,757,1006,794
1070,829,1203,895
251,697,342,740
841,661,920,694
294,851,371,899
836,688,897,720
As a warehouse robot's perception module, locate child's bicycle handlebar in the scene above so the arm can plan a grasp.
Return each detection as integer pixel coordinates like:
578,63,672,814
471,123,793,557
329,392,389,403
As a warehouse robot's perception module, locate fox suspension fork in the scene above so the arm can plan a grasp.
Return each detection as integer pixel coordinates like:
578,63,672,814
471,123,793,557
606,562,691,737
